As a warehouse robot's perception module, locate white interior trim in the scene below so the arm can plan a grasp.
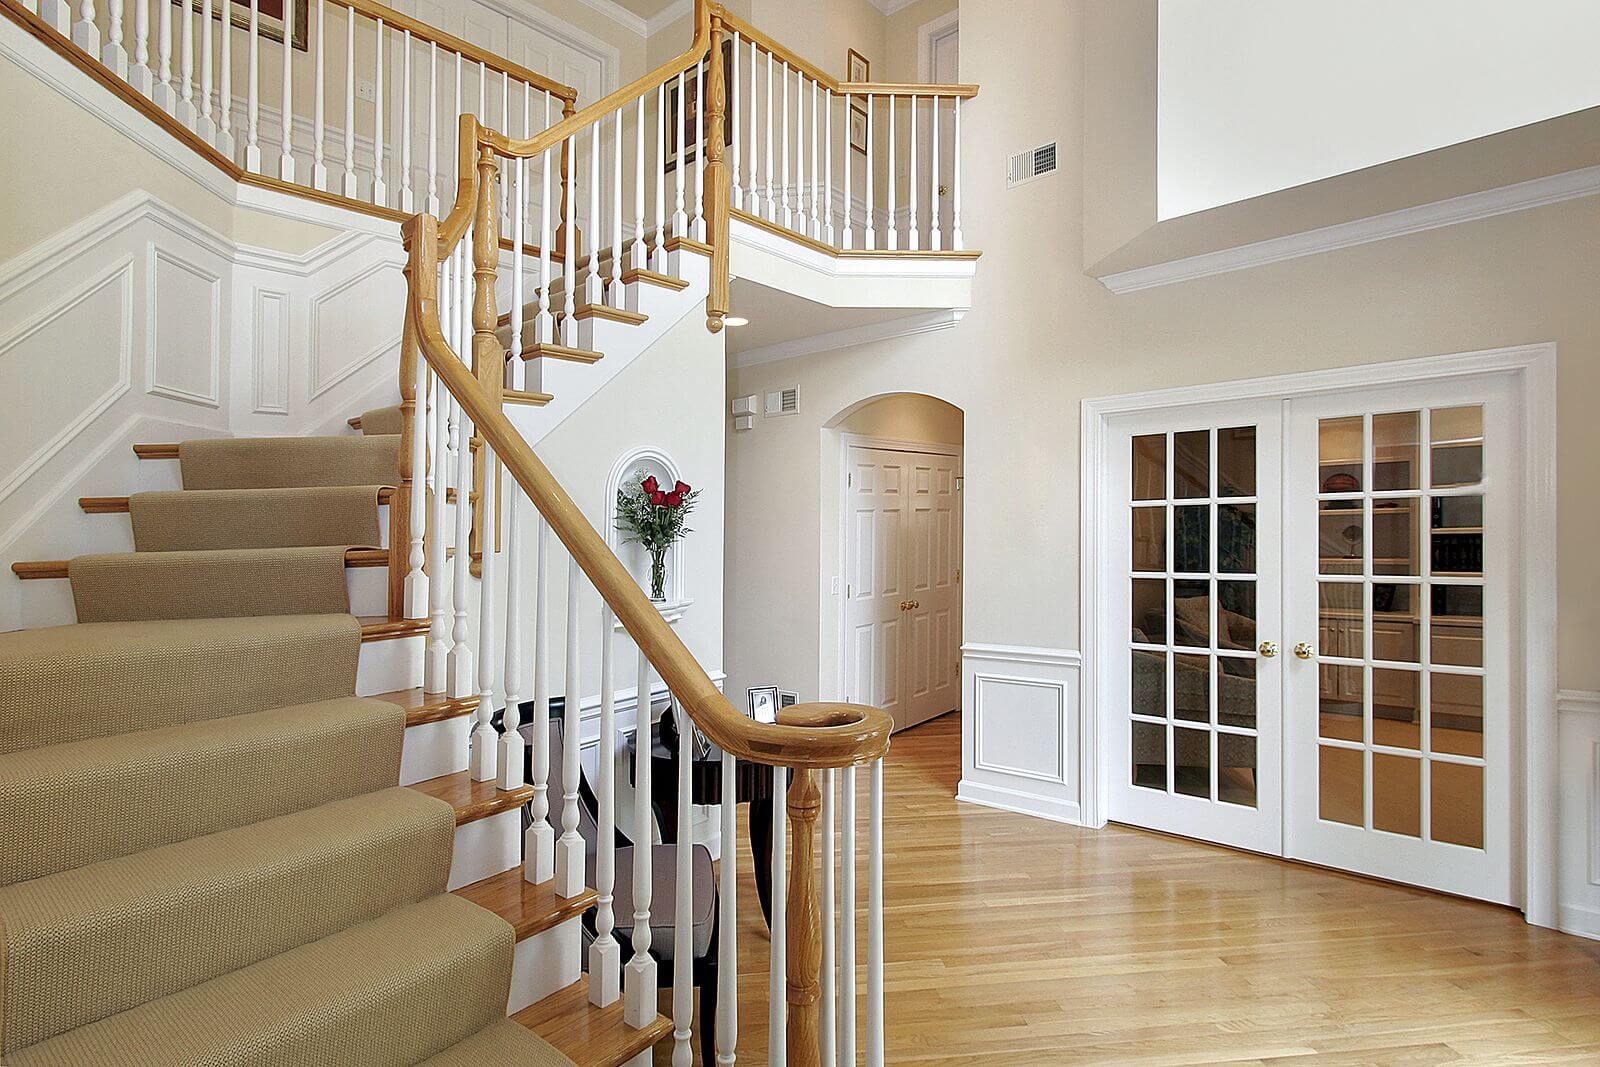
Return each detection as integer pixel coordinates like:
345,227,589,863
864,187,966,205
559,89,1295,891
1098,165,1600,294
1079,341,1559,926
645,0,694,37
916,9,958,84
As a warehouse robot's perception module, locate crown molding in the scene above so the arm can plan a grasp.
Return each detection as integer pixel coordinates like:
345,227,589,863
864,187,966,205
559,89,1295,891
728,307,963,369
867,0,924,15
646,0,694,36
1098,164,1600,294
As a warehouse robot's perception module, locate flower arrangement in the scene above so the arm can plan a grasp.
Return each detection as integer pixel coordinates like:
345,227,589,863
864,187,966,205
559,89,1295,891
616,471,699,601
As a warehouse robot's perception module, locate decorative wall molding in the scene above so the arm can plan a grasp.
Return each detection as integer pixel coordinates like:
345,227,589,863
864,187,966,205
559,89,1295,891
958,641,1083,826
1558,689,1600,719
252,288,291,415
1098,164,1600,294
729,308,965,369
306,258,406,401
146,246,223,408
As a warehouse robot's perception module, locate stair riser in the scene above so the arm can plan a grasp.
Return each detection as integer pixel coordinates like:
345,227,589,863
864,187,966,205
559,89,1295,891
506,916,583,1014
347,567,391,617
357,633,424,695
400,714,470,785
448,808,521,890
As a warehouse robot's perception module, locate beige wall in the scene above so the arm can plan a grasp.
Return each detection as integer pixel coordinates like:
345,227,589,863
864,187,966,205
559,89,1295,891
724,0,1600,712
837,392,963,444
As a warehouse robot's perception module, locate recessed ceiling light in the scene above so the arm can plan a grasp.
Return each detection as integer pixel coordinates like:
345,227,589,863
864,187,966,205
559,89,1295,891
723,315,750,327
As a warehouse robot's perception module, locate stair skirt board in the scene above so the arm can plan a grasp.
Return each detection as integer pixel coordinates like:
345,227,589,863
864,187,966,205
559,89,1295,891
507,917,584,1015
448,809,523,891
401,713,472,785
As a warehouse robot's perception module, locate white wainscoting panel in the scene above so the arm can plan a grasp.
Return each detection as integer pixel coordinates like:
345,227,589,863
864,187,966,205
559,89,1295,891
147,246,223,407
307,260,406,402
251,288,291,415
958,643,1083,825
1558,689,1600,941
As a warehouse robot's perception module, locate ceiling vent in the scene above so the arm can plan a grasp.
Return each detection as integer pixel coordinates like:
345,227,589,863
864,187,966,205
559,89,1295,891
1007,140,1057,189
764,387,800,417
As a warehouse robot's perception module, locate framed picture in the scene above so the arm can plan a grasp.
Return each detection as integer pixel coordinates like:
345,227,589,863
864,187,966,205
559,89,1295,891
846,48,870,84
848,106,868,155
780,690,798,710
747,685,780,724
666,38,736,171
184,0,308,52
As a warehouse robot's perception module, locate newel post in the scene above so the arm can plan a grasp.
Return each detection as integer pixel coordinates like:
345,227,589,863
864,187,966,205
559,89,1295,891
786,767,823,1065
390,317,418,619
469,142,502,566
703,11,732,332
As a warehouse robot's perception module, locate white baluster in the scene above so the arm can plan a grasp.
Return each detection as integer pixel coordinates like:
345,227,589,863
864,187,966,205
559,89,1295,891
535,143,553,347
842,93,852,249
671,692,693,1067
821,766,837,1067
526,518,556,882
471,432,497,783
715,745,738,1065
794,69,806,236
745,37,759,218
423,286,450,695
308,0,324,188
406,363,429,623
38,0,69,36
811,78,821,239
630,95,645,275
652,82,666,270
562,136,577,345
867,757,885,1067
764,50,774,223
609,107,622,305
400,30,413,211
589,605,621,1006
952,97,964,250
497,154,525,789
176,0,194,127
584,122,602,306
194,0,213,141
447,297,474,700
929,96,941,251
371,17,386,206
278,0,293,181
907,96,918,250
839,765,857,1060
426,42,439,213
864,94,875,249
730,31,742,211
623,652,658,1029
886,94,896,251
216,0,233,156
692,58,705,241
824,88,834,245
557,556,585,896
71,0,99,57
770,763,788,1066
671,70,686,239
342,10,356,197
102,0,127,78
244,0,259,170
779,60,790,230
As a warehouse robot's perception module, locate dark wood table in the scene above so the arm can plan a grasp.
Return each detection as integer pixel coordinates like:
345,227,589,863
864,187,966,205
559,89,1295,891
626,725,778,930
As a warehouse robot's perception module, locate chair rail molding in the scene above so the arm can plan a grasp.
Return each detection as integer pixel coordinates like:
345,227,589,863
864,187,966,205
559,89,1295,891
957,642,1084,826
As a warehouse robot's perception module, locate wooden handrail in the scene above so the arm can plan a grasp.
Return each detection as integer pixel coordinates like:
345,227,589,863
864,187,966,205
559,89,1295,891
402,210,892,771
719,9,978,98
334,0,578,102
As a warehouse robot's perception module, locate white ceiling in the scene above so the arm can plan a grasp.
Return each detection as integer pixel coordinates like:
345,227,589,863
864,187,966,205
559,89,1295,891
724,281,935,366
602,0,683,17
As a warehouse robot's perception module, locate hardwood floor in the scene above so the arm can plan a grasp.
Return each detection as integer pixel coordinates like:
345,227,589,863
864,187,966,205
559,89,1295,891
652,713,1599,1064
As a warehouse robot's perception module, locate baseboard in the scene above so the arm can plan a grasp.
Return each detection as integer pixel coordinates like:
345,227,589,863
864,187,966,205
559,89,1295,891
1557,902,1600,942
956,778,1083,826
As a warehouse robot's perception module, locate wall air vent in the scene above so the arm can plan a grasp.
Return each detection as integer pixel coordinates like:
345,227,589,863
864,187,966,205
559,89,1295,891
764,387,800,417
1007,140,1058,189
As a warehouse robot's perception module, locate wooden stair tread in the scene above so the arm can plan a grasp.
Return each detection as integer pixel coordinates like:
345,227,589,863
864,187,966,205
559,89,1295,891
13,547,388,580
573,303,647,326
664,235,712,256
80,488,396,513
453,868,596,942
371,686,478,727
358,617,429,643
347,416,363,429
133,443,181,459
519,342,603,364
503,388,554,407
620,267,689,292
513,979,672,1067
408,769,532,826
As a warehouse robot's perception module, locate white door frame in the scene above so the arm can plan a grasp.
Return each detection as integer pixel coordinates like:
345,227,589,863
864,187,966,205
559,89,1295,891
1080,342,1557,925
836,433,964,717
917,10,959,84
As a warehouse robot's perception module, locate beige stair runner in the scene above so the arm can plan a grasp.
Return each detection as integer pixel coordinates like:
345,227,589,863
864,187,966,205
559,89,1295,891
357,404,405,436
68,546,354,623
128,485,385,551
178,434,401,489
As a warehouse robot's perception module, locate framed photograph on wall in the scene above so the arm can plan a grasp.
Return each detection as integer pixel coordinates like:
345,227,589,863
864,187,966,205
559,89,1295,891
846,48,870,83
848,106,868,155
666,38,736,171
846,50,870,155
185,0,309,52
747,685,780,724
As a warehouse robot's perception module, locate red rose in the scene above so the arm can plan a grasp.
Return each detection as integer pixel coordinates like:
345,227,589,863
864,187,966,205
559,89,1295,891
665,491,683,508
641,476,659,494
674,480,691,495
650,491,667,506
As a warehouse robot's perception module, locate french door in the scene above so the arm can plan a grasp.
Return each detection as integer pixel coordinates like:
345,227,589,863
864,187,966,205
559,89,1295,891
843,444,962,732
1106,375,1516,905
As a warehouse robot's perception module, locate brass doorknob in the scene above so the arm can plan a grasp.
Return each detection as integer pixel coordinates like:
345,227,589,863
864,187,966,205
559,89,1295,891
910,600,920,610
1259,641,1278,658
1293,642,1314,660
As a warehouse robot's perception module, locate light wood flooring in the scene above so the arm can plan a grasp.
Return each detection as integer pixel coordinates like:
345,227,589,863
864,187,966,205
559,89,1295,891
651,713,1599,1064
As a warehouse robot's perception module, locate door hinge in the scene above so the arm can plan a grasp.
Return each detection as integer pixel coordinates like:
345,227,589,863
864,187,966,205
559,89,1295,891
955,476,963,491
848,472,853,487
955,567,961,583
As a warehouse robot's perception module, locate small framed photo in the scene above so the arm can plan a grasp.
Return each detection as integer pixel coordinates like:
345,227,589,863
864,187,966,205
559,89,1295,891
846,48,870,84
780,690,798,710
848,106,868,155
747,685,780,724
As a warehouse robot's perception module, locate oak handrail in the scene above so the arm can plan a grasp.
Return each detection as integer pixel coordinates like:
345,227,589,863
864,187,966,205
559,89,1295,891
719,9,978,98
403,204,892,770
